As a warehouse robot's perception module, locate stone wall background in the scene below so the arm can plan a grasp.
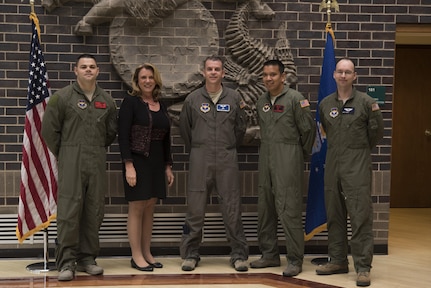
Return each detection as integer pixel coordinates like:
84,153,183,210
1,0,430,254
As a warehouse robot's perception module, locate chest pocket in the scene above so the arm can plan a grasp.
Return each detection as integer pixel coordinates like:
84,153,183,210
262,103,301,142
323,107,369,148
342,110,369,148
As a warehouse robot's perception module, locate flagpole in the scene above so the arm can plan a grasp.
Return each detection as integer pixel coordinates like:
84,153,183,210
24,0,57,273
308,0,339,266
26,228,56,272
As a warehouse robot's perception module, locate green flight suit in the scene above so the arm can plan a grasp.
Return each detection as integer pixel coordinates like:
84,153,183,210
42,82,117,271
319,88,384,273
179,86,249,264
256,86,315,266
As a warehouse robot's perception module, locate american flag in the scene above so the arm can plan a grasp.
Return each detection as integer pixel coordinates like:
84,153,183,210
16,13,58,243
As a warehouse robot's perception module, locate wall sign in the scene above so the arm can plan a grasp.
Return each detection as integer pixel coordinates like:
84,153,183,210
367,86,386,104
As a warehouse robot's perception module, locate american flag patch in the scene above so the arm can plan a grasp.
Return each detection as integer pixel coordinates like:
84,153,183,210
300,99,310,108
371,103,380,111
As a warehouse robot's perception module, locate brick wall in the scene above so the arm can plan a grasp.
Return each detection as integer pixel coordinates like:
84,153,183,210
1,0,430,253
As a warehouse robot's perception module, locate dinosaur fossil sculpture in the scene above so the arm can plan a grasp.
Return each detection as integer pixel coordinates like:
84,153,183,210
224,2,297,143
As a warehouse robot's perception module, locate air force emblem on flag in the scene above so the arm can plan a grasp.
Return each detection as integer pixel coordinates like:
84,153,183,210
216,104,230,112
200,103,210,113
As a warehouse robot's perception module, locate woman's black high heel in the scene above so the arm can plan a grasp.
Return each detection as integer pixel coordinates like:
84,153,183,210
146,260,163,269
131,258,154,272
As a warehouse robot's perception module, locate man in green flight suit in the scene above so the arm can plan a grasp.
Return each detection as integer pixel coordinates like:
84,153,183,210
250,59,315,277
42,54,117,281
315,58,384,287
179,55,249,272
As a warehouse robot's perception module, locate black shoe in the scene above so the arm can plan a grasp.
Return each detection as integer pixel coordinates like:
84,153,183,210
147,261,163,269
131,258,154,272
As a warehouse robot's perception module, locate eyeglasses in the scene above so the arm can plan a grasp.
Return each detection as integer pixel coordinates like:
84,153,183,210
335,70,354,75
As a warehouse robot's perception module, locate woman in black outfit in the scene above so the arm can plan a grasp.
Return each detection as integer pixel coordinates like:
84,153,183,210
118,63,174,271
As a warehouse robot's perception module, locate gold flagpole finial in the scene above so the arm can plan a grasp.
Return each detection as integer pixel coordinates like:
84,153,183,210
319,0,339,28
30,0,35,14
29,0,41,41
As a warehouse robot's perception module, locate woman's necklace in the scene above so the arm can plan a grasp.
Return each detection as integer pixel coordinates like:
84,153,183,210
141,96,157,106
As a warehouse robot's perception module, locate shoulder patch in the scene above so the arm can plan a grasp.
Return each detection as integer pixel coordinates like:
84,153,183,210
300,99,310,108
239,100,246,109
371,103,380,111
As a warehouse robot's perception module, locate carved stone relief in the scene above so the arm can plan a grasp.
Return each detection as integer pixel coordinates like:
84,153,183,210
42,0,297,144
223,3,297,143
109,0,219,99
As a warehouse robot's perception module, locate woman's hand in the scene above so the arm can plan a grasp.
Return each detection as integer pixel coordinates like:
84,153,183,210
125,161,137,187
166,165,174,187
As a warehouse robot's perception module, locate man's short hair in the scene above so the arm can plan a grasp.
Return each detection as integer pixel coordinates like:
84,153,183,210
76,53,97,65
203,55,225,68
263,59,285,74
